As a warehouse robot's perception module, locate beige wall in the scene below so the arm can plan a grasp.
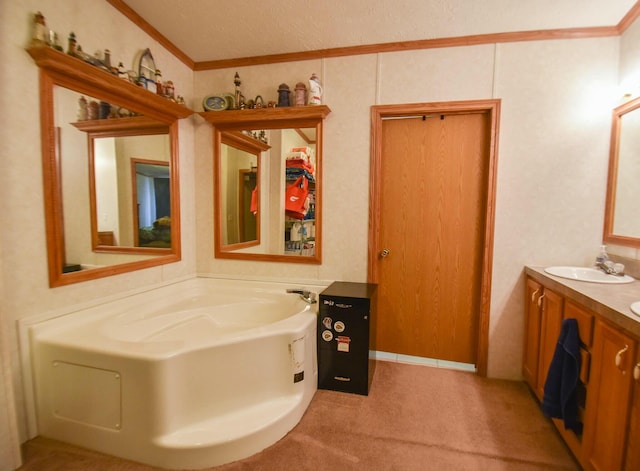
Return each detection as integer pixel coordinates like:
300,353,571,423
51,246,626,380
194,36,622,379
0,0,195,457
2,1,640,467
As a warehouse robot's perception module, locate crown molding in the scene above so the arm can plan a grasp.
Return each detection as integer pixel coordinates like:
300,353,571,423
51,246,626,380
108,1,640,71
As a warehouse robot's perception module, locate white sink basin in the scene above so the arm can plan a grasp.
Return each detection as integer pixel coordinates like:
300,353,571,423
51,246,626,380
544,266,635,284
631,302,640,316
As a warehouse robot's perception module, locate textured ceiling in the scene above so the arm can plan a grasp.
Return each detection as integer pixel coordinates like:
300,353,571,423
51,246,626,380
120,0,637,63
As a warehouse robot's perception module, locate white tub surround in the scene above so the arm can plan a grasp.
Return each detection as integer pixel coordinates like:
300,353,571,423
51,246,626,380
28,277,320,469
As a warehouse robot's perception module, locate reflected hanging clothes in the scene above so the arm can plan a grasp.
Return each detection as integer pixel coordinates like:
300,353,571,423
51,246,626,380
250,186,258,215
541,318,582,434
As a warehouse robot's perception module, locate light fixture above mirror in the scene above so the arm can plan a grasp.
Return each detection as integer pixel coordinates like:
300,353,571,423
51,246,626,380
603,95,640,248
200,105,331,264
28,46,192,286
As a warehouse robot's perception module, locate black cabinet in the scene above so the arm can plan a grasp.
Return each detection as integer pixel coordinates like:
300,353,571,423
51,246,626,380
318,282,377,395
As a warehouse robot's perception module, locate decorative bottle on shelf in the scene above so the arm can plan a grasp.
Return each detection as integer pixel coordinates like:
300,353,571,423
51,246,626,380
155,69,163,95
87,100,99,120
30,12,48,47
67,32,78,57
308,73,322,105
294,82,307,106
103,49,112,72
234,72,242,109
277,83,291,107
77,96,87,121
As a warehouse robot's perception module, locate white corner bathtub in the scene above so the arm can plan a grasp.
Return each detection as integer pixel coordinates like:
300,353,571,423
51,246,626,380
28,277,320,469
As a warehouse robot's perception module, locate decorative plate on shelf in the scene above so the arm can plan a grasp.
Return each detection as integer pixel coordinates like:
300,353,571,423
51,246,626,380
203,95,228,111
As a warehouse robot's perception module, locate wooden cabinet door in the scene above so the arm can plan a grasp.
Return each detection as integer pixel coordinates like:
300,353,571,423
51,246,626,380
523,278,542,389
535,288,564,400
583,321,636,471
624,352,640,471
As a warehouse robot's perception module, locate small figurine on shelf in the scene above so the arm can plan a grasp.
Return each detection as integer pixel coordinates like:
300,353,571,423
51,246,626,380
308,73,322,105
155,69,163,95
234,72,242,109
117,62,128,80
74,45,92,63
99,101,111,119
103,49,113,72
278,83,291,107
77,96,88,121
164,80,175,100
87,100,99,120
294,82,307,106
31,12,48,47
67,32,78,57
49,31,63,51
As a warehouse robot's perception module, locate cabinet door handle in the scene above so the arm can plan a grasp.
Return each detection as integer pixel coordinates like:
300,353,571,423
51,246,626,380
634,362,640,382
537,293,545,308
530,288,539,303
615,344,629,371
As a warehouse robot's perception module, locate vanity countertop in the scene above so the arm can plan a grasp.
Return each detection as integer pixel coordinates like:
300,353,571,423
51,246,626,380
525,266,640,339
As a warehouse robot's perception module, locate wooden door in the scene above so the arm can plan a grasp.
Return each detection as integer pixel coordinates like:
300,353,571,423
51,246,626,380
372,107,495,366
625,350,640,471
523,278,543,389
583,321,636,471
535,288,563,400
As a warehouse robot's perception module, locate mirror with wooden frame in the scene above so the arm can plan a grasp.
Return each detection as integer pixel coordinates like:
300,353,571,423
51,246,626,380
200,106,330,264
603,95,640,248
28,46,191,287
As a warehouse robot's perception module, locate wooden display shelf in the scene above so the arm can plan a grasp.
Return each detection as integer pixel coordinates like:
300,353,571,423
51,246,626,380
199,105,331,129
26,45,193,122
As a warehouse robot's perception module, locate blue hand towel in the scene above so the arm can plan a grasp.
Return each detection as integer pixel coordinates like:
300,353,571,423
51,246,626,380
541,318,582,434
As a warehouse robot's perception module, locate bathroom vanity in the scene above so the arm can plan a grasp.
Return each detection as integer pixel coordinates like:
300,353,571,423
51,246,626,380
524,266,640,471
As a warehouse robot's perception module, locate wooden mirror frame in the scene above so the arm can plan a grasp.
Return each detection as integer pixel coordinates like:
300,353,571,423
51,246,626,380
28,46,191,287
603,95,640,248
200,106,330,264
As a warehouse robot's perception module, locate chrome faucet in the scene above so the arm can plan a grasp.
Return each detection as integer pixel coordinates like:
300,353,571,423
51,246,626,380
286,289,317,304
595,260,625,276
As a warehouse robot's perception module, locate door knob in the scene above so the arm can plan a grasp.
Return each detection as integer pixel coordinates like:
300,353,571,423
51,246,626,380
380,248,390,258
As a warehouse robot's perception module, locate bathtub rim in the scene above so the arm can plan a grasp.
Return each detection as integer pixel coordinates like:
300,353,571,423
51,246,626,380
19,274,331,440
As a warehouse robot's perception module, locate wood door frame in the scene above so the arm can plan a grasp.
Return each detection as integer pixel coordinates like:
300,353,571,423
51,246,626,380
368,99,501,377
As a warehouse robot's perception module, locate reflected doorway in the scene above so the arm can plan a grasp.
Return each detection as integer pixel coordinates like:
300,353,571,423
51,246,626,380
132,159,171,248
239,169,258,243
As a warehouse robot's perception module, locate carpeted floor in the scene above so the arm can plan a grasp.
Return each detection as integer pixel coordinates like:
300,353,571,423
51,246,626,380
18,361,579,470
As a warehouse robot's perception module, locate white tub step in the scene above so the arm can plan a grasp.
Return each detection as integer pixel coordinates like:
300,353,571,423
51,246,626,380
154,393,302,449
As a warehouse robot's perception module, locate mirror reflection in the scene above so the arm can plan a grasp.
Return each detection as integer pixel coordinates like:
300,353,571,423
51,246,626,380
53,85,180,274
220,131,266,247
215,125,322,263
604,95,640,247
132,160,171,247
86,129,171,250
